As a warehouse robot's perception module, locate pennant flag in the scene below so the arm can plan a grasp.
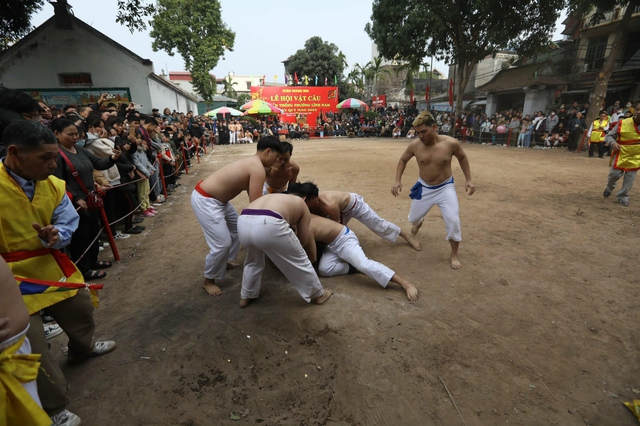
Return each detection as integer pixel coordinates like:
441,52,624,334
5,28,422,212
304,75,309,86
263,75,266,86
554,88,562,98
294,72,299,84
315,75,318,85
325,76,328,86
334,75,337,85
274,74,277,83
410,89,414,104
448,78,454,107
285,74,288,84
425,85,430,103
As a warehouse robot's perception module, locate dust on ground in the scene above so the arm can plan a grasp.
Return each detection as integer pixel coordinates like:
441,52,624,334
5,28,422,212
49,139,640,425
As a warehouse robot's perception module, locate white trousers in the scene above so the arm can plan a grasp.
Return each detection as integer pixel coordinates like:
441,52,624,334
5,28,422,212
238,214,324,302
262,181,287,196
318,227,394,287
341,193,401,242
230,132,237,144
0,325,42,408
408,177,461,241
191,190,240,279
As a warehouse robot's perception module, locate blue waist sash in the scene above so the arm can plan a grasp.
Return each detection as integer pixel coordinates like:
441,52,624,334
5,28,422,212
409,177,454,200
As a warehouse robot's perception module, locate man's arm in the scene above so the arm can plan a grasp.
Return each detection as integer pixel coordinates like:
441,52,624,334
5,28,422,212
288,163,300,186
248,165,267,202
35,193,80,249
296,205,316,263
605,123,620,148
452,141,476,196
391,144,415,196
325,201,341,223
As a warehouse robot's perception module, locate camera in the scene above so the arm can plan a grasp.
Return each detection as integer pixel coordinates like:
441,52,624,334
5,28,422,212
104,93,116,100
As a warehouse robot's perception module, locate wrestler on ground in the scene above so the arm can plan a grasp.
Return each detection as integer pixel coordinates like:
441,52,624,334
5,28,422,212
237,193,333,308
1,121,116,426
308,214,419,301
191,136,283,296
287,182,421,251
603,104,640,206
263,141,299,195
392,110,476,269
0,256,50,426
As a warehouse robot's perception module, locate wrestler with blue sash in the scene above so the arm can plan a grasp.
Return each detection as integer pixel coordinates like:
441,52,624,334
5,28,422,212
392,111,476,269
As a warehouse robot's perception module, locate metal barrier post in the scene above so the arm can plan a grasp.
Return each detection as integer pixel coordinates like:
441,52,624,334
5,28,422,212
181,145,189,174
98,207,120,261
157,154,168,198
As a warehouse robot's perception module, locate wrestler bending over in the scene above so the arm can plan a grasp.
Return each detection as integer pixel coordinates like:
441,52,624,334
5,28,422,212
263,141,299,195
191,136,283,296
391,111,476,269
287,182,420,251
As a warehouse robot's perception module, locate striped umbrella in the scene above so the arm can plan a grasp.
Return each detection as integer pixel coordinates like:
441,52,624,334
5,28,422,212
204,106,243,117
240,99,284,115
336,98,369,110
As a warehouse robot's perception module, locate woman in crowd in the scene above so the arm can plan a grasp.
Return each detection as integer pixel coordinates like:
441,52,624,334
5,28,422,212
52,118,122,280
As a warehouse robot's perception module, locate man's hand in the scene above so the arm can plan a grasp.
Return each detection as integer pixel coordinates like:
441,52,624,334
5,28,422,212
111,145,122,161
391,181,402,197
0,318,10,342
76,199,88,211
465,180,476,196
610,142,621,152
32,222,60,247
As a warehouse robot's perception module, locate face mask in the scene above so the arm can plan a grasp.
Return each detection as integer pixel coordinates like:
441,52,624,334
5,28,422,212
627,104,632,108
76,139,86,147
551,112,555,116
108,136,117,142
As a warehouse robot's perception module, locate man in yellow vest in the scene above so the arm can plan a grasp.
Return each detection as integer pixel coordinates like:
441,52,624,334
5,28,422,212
1,121,117,426
603,103,640,206
588,110,609,158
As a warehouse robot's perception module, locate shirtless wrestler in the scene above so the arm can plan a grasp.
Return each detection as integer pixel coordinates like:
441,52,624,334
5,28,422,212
391,111,476,269
263,141,299,195
309,214,419,301
237,194,333,308
287,182,420,251
191,136,283,295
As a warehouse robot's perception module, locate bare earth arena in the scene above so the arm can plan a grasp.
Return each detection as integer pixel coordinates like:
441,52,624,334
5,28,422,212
49,138,640,425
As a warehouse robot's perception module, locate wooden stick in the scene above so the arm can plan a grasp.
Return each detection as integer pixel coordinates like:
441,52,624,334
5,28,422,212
540,380,558,402
439,376,468,426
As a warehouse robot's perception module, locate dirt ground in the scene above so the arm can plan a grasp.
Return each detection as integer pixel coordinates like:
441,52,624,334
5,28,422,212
48,138,640,426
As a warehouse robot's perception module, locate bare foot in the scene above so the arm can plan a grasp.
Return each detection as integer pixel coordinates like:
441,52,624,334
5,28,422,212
239,298,252,308
400,231,421,251
450,254,461,269
411,218,424,235
202,278,222,296
227,262,241,270
314,289,333,305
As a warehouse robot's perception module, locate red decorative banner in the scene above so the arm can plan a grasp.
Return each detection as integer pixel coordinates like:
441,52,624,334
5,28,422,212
371,95,386,107
250,86,339,125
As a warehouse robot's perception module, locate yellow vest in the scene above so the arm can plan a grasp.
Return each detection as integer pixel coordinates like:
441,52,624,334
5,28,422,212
0,334,51,426
589,119,608,143
613,118,640,171
0,163,83,314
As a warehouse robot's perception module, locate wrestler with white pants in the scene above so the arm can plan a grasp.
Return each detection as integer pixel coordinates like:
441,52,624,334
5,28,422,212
287,183,421,251
309,215,419,301
262,181,287,196
191,136,283,296
392,111,475,269
237,194,333,307
262,142,299,196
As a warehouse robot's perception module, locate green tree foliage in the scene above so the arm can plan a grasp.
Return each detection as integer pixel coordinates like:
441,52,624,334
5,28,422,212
221,76,238,98
366,0,564,118
568,0,640,125
237,93,251,106
287,36,350,100
116,0,155,32
150,0,235,103
0,0,45,50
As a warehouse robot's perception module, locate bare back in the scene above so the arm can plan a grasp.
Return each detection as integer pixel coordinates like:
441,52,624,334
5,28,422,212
200,155,266,203
309,214,344,244
312,191,351,222
406,135,459,184
243,193,305,225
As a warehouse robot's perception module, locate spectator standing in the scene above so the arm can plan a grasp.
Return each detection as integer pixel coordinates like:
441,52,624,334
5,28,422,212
567,111,587,152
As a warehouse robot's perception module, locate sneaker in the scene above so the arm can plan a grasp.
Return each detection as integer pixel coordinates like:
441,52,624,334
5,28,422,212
603,188,612,198
99,245,104,251
619,198,629,207
125,226,145,234
152,203,163,207
141,209,155,217
44,323,64,340
50,409,82,426
156,195,166,202
132,217,144,224
42,315,54,322
114,230,130,239
68,341,117,362
149,207,158,213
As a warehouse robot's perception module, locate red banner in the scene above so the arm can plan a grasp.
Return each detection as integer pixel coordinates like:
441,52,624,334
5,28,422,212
250,86,339,124
371,95,386,107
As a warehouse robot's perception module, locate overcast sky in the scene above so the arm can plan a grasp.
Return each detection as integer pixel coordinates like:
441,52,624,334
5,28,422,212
31,1,567,83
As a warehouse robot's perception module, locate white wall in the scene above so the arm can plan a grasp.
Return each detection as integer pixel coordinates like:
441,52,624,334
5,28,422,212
148,77,197,114
475,53,518,87
0,19,153,108
523,88,550,116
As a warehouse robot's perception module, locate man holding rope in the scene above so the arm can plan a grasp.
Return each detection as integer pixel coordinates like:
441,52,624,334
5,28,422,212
191,135,283,296
0,121,116,426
